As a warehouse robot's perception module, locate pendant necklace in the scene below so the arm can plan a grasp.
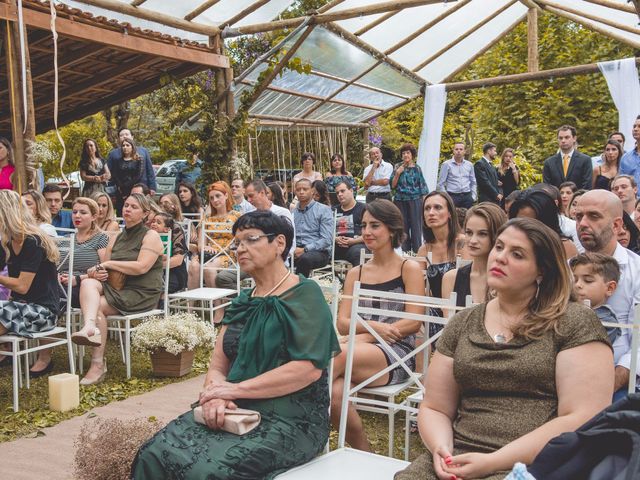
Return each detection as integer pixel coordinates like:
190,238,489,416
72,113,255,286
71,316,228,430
253,271,291,297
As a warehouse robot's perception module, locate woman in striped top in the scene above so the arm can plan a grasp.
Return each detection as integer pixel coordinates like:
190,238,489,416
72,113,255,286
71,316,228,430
59,197,110,307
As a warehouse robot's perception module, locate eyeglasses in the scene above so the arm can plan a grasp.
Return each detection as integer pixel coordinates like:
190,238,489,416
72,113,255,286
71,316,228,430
229,234,275,251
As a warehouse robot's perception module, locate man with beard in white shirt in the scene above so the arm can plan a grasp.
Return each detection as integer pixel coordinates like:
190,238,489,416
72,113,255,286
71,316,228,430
574,189,640,401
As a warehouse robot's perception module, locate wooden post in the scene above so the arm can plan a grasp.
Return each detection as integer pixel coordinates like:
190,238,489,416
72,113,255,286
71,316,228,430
527,7,538,73
4,19,28,192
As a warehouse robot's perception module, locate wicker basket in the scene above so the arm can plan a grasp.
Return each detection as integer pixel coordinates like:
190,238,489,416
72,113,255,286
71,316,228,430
150,349,195,377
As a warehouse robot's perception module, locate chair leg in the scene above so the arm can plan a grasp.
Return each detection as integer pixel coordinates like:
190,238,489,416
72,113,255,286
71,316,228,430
118,321,125,364
12,344,19,412
125,319,131,379
67,337,76,375
389,395,395,458
404,402,411,461
24,341,30,390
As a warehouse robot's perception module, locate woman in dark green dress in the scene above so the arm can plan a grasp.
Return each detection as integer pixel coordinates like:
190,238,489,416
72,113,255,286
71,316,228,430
71,193,163,386
396,218,613,480
132,211,340,480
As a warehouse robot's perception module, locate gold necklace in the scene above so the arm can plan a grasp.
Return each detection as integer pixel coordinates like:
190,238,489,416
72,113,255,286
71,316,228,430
252,271,291,298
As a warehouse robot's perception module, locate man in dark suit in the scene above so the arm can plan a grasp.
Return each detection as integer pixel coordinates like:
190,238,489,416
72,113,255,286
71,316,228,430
543,125,592,190
474,142,502,204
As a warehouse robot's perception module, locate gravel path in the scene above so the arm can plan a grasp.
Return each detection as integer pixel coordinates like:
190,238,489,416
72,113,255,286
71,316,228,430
0,374,204,479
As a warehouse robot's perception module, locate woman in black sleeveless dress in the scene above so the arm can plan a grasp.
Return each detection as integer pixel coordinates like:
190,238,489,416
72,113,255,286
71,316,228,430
592,139,623,191
496,148,519,206
442,204,507,308
331,200,425,452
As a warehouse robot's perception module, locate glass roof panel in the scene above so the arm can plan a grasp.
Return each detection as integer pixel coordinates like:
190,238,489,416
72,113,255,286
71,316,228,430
334,85,404,110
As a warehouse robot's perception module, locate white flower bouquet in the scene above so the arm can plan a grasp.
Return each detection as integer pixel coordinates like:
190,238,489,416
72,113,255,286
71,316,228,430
132,313,217,356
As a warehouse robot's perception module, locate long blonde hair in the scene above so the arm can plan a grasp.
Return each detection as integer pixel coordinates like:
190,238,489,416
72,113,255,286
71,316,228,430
0,190,59,263
22,190,52,224
91,192,116,225
159,193,183,221
72,197,100,234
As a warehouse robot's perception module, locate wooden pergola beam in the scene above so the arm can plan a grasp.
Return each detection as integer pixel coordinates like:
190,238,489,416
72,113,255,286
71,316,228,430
354,10,400,37
527,7,538,72
130,0,148,6
412,0,518,72
220,0,270,29
581,0,635,14
250,113,369,129
230,0,459,36
442,13,527,82
536,0,640,36
384,0,472,55
0,6,229,67
184,0,222,21
71,0,220,36
445,56,640,91
317,0,346,14
533,0,640,49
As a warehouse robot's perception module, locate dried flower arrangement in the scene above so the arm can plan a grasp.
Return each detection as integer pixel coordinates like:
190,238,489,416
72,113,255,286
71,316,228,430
74,417,163,480
131,313,217,356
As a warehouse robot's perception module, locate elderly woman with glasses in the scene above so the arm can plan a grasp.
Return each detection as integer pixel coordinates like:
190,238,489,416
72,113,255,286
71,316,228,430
133,211,340,479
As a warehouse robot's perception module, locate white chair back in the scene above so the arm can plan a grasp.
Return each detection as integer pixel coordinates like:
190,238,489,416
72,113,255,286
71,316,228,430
337,282,459,449
198,223,240,292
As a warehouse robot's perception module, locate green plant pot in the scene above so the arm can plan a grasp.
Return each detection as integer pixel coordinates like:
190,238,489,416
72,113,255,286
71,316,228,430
150,349,195,377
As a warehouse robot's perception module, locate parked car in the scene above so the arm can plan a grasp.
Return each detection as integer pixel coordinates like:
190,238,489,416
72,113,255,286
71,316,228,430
155,159,202,197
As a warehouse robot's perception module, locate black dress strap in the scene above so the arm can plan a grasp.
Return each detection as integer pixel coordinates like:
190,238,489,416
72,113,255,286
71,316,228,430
452,263,472,307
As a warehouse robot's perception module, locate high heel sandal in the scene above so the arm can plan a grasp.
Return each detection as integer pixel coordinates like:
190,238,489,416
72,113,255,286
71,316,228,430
80,358,107,386
72,323,102,348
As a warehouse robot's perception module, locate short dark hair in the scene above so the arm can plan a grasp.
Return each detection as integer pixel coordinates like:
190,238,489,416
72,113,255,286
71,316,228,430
558,181,577,193
132,183,150,195
365,199,405,249
505,190,520,203
301,152,315,165
557,125,577,137
334,179,352,191
118,127,132,136
509,189,565,240
482,142,497,154
232,210,294,261
400,143,417,158
569,252,620,284
533,183,562,204
43,183,63,195
609,131,626,143
154,212,174,230
295,178,312,188
249,179,268,193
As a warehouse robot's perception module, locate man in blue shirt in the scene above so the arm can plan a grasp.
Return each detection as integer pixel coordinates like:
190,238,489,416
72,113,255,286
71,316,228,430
106,128,157,195
620,117,640,198
437,142,477,208
43,183,73,234
293,179,333,277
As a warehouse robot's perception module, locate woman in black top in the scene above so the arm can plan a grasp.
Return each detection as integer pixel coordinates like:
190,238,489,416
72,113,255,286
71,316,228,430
496,148,519,204
111,138,144,215
592,139,622,191
0,190,60,375
442,203,507,308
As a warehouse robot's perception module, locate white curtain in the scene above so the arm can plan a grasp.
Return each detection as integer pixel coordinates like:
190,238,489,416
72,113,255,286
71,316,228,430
598,57,640,152
417,84,447,192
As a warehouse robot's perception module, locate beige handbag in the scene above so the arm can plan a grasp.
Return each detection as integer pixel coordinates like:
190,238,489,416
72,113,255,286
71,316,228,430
193,406,261,435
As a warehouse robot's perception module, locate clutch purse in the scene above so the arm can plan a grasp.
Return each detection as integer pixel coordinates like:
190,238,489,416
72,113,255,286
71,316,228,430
106,269,127,290
193,406,261,435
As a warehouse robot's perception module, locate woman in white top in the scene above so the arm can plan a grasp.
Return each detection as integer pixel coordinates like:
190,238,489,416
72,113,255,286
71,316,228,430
22,190,57,237
292,152,323,185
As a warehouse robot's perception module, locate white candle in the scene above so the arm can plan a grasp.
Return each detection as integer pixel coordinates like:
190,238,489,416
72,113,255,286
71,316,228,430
48,373,80,412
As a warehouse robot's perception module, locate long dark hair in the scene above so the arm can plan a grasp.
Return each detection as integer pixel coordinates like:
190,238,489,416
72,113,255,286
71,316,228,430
267,182,286,208
177,181,202,214
312,180,330,206
330,153,347,175
79,138,104,173
422,191,459,259
604,139,623,169
509,189,568,240
622,211,640,254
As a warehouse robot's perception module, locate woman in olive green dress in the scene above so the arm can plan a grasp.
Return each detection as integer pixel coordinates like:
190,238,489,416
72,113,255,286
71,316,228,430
131,211,340,480
396,218,614,480
71,193,163,385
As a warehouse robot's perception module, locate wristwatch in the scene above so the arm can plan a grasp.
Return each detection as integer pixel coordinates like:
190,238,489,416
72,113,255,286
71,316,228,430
303,246,309,253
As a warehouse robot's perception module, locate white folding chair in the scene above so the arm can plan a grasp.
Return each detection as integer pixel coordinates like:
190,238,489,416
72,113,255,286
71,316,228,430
275,282,458,477
167,223,239,322
354,287,458,457
455,254,472,269
104,234,172,379
0,235,77,411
